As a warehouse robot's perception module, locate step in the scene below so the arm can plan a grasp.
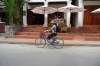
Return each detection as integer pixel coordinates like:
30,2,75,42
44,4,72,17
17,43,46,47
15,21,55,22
84,37,100,41
14,33,74,40
82,33,100,37
26,25,43,27
45,33,74,37
83,25,100,28
14,35,40,39
79,31,96,33
14,35,74,40
22,27,45,30
15,32,41,35
20,30,44,32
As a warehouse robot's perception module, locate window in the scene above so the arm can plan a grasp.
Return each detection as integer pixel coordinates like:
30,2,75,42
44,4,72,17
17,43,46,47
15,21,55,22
54,12,61,19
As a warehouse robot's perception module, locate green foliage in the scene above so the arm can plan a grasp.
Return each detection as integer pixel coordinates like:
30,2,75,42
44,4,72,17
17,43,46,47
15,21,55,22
3,0,15,25
2,0,30,25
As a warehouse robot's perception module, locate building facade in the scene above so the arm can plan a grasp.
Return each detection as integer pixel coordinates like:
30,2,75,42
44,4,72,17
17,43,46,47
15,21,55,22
0,0,100,28
23,0,84,27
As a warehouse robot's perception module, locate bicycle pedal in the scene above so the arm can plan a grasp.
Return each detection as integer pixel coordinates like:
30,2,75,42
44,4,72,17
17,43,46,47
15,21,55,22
54,41,59,44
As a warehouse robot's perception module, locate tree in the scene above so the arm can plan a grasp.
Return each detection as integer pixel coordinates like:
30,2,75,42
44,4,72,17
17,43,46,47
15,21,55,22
0,0,30,37
0,0,30,25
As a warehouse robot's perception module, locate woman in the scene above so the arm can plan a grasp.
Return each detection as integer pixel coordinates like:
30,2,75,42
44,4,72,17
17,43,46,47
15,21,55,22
45,20,58,42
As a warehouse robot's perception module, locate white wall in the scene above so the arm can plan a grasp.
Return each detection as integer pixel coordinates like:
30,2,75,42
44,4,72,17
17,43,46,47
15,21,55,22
0,1,4,5
29,0,44,2
0,1,5,8
84,1,100,5
48,3,66,8
29,0,69,2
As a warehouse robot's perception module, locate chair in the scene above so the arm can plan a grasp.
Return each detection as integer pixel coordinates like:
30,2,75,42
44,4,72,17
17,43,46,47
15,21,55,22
59,19,67,33
59,25,67,33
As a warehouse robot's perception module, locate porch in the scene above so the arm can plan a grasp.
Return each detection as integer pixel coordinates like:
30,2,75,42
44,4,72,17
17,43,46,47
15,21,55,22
13,25,100,41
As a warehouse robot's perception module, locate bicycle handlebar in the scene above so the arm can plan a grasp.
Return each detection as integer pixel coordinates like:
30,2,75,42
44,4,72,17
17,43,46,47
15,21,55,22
43,30,47,37
44,30,47,33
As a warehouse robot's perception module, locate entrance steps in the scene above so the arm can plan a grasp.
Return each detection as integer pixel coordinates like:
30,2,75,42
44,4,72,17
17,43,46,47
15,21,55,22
70,27,84,40
14,25,74,40
78,25,100,41
14,25,100,41
15,32,41,39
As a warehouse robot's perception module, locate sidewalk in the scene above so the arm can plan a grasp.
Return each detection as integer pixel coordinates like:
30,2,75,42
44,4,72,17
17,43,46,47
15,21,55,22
0,38,100,46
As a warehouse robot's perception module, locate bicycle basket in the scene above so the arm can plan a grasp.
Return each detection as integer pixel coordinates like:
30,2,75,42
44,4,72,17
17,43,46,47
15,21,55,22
40,31,44,37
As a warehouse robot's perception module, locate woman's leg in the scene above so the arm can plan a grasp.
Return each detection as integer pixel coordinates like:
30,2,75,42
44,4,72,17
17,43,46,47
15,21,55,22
47,33,57,40
47,33,57,45
47,33,54,40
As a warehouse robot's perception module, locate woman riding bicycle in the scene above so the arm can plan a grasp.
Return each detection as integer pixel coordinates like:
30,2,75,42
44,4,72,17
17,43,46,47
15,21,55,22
45,20,59,42
35,20,64,48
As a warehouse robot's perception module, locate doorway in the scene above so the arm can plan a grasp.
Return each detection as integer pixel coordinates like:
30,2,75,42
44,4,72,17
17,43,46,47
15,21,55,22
0,12,8,24
70,13,76,27
32,13,44,25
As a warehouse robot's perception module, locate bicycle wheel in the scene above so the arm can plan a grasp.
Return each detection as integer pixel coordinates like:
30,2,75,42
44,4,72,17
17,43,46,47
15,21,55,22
35,37,46,48
53,36,64,49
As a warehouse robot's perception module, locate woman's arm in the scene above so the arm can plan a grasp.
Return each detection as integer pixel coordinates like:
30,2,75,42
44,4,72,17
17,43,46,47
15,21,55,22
46,25,54,32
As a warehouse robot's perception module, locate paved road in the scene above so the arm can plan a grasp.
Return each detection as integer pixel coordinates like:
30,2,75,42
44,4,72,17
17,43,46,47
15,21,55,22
0,44,100,66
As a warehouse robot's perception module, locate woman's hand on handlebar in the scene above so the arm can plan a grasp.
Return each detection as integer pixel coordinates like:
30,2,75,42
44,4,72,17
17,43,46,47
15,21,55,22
44,30,49,33
44,30,47,33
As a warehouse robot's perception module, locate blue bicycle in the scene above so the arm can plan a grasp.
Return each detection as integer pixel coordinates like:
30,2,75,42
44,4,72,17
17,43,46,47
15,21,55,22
35,30,64,49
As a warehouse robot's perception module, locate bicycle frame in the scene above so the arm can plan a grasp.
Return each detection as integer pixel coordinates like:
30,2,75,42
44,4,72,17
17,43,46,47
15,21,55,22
35,31,64,48
41,31,56,44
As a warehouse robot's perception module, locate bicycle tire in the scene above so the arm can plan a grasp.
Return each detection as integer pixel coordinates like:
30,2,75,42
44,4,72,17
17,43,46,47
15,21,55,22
53,36,64,49
35,37,46,48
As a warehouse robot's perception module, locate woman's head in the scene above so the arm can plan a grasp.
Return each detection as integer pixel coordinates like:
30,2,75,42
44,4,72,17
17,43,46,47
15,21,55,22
50,20,56,24
50,20,57,25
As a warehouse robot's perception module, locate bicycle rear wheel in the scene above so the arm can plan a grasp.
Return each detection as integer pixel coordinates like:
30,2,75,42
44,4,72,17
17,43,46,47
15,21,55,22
35,37,46,48
53,36,64,49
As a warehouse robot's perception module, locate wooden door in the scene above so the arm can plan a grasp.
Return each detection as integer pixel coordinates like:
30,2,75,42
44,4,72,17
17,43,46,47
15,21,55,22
27,9,33,25
84,5,100,25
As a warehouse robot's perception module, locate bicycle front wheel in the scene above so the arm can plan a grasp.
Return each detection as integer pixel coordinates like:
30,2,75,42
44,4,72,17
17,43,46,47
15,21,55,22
53,36,64,49
35,37,46,48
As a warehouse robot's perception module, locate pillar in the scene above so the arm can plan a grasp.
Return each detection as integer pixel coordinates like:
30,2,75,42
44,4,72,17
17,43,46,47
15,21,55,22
77,0,84,27
66,13,71,27
23,3,28,27
66,0,71,27
43,1,48,27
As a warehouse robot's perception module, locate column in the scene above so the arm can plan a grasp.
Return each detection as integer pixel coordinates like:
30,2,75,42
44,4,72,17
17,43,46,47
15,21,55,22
66,0,71,27
43,1,48,27
66,13,71,27
77,0,84,27
23,3,28,27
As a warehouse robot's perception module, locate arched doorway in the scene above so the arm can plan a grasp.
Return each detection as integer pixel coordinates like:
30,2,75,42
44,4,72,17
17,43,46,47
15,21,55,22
32,13,44,25
27,2,44,25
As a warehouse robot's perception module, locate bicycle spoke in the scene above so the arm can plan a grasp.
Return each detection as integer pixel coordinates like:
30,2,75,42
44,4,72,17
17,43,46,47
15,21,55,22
35,37,46,48
53,36,64,49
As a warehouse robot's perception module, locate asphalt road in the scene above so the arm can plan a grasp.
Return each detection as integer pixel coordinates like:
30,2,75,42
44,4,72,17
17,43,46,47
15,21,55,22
0,44,100,66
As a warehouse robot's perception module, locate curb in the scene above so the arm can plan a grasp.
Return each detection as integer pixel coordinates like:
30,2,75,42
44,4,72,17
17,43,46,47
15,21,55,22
0,40,100,47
